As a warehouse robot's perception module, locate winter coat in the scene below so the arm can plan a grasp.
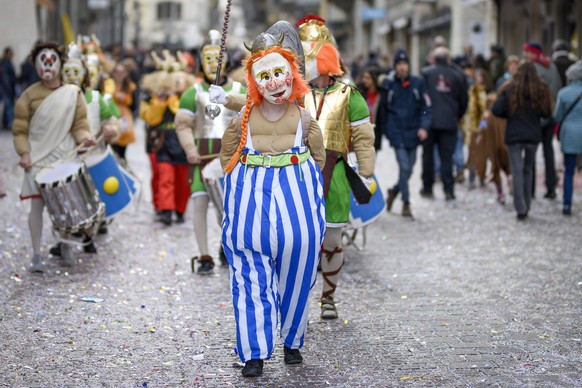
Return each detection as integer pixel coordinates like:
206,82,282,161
555,80,582,154
376,72,432,149
533,61,562,99
552,52,575,87
492,87,550,145
422,60,468,130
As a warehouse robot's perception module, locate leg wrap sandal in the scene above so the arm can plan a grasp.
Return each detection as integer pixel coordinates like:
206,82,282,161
320,247,343,320
196,255,215,275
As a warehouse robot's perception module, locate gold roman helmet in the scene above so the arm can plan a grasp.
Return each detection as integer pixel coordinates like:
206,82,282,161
296,14,333,60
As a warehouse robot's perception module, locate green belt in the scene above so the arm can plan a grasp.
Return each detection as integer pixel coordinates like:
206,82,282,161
241,150,311,168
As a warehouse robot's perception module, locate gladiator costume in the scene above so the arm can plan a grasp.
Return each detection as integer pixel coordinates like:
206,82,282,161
297,15,376,319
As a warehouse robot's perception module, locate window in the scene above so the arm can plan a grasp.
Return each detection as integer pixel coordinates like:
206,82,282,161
157,1,182,20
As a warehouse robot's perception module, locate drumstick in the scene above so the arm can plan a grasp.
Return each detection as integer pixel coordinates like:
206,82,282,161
31,135,105,170
199,153,220,161
63,134,104,160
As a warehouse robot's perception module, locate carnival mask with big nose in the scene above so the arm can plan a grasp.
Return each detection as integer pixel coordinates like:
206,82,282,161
251,53,293,105
35,49,61,81
201,45,226,82
62,58,85,86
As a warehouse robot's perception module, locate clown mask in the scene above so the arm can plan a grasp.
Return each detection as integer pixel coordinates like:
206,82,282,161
251,52,293,105
62,58,85,87
201,44,226,82
35,48,61,81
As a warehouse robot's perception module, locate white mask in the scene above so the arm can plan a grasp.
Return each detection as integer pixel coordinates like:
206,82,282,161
302,42,320,82
35,48,61,81
251,52,293,105
62,58,85,87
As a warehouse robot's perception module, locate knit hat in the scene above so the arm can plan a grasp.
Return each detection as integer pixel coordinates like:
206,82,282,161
566,60,582,82
393,49,409,67
522,41,543,55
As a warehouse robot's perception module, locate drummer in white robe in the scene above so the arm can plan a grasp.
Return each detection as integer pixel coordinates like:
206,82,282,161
12,41,94,272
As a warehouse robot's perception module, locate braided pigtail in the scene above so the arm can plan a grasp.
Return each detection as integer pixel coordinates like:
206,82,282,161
224,99,253,173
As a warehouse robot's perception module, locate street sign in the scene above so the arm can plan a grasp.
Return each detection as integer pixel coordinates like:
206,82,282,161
88,0,110,10
361,7,386,21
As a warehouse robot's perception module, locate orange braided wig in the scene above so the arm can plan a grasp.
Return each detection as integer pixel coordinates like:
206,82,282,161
224,46,309,173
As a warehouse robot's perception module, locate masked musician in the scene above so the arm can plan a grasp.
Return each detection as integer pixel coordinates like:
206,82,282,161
297,15,376,320
175,30,246,275
45,42,122,258
12,41,94,272
219,31,326,377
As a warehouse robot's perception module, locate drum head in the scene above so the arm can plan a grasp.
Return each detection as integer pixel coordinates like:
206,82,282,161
83,146,112,167
35,161,83,185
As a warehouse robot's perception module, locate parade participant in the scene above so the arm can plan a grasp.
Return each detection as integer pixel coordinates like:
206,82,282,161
143,52,194,226
175,30,246,274
12,41,93,272
140,50,172,216
111,62,137,160
219,30,326,377
47,42,121,257
62,42,120,143
297,14,376,320
377,49,431,218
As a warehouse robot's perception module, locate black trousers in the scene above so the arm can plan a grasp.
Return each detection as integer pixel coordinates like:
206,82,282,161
541,122,557,193
422,129,457,195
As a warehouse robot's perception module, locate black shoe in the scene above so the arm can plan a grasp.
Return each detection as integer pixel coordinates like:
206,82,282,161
84,242,97,254
49,243,62,257
419,189,434,199
445,192,456,201
197,256,215,275
386,188,398,212
98,223,108,234
284,346,303,364
175,212,185,224
517,213,528,220
544,191,557,200
242,359,263,377
218,246,228,266
159,210,172,225
563,207,571,216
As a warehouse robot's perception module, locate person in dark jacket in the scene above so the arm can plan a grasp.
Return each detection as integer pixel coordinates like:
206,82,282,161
376,50,431,217
492,62,552,220
0,47,17,129
551,40,575,89
420,47,468,200
523,41,562,199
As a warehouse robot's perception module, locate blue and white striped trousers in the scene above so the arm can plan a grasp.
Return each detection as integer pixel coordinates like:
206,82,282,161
222,149,326,362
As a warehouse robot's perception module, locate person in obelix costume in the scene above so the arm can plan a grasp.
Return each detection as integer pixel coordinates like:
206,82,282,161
219,30,326,378
216,17,376,320
174,30,246,275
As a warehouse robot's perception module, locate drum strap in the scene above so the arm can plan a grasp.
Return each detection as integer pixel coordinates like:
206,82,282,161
321,247,343,300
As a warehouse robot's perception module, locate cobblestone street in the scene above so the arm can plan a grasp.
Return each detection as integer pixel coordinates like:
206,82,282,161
1,124,581,387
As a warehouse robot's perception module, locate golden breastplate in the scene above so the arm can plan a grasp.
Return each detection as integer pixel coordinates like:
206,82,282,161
305,86,351,153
